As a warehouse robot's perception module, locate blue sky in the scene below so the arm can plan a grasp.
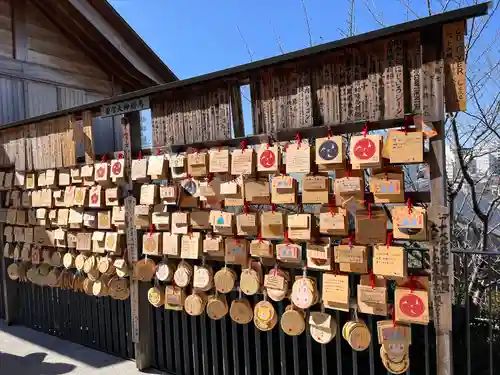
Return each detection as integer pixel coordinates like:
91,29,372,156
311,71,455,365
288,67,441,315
109,0,497,145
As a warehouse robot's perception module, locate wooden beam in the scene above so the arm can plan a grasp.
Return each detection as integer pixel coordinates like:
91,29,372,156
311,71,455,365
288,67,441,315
67,0,165,84
0,55,112,94
11,0,28,61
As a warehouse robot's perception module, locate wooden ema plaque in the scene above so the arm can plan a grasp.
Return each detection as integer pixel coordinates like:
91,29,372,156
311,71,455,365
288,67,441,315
211,210,234,236
187,152,208,177
286,141,311,173
315,136,344,169
389,131,424,164
370,168,405,203
322,273,349,312
94,162,111,185
143,232,161,256
163,232,180,256
334,245,368,274
287,214,312,240
244,179,270,204
190,210,210,230
342,320,371,351
271,175,297,204
306,239,332,271
355,209,387,245
395,287,429,325
131,158,148,181
392,206,427,241
334,169,364,206
224,238,249,266
180,232,202,259
257,144,279,173
171,212,190,235
357,275,388,316
231,148,254,175
236,212,258,236
280,306,305,336
169,154,187,180
110,159,125,181
148,155,168,180
302,174,329,204
250,239,273,258
152,204,170,230
350,135,382,169
319,206,348,236
209,148,230,173
309,312,337,344
220,177,244,207
230,299,253,324
373,245,407,278
203,235,224,258
260,211,284,239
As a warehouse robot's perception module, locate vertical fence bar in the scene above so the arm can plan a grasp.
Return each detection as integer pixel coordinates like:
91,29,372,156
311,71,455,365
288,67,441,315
464,253,471,375
488,255,493,375
192,317,200,375
336,310,343,375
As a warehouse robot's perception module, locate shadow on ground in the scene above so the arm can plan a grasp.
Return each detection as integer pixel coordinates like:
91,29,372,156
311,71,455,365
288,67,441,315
0,352,75,375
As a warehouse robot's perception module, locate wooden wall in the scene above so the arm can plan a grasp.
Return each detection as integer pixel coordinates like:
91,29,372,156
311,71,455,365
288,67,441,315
0,0,11,59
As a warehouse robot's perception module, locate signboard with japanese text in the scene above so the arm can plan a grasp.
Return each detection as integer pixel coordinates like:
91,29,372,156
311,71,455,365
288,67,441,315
101,97,150,118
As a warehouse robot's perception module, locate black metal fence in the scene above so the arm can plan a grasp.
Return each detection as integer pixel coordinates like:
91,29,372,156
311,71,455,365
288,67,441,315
0,260,4,320
9,259,134,360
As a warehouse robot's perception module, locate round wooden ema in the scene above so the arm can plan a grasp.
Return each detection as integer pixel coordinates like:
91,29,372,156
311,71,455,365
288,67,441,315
193,265,213,291
240,268,260,296
346,322,371,351
214,267,236,294
174,261,193,287
87,267,100,282
109,278,130,300
46,268,61,287
148,286,165,307
143,236,157,253
380,347,409,374
229,299,253,324
98,257,115,275
280,308,305,336
254,310,278,332
27,266,37,283
75,254,87,271
83,255,97,274
206,294,228,320
3,243,12,259
115,259,129,278
309,312,337,344
134,258,156,282
63,253,75,269
7,263,19,280
93,280,108,297
381,339,409,363
13,244,22,260
254,300,276,324
21,245,31,262
184,293,207,316
291,278,316,309
156,262,174,282
38,263,51,276
51,252,63,267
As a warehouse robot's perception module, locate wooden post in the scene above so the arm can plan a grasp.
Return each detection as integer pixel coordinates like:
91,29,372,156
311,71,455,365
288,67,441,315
0,193,17,325
422,25,453,375
121,114,152,370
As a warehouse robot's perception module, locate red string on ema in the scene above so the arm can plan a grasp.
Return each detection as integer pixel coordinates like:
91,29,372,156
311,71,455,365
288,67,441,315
149,223,154,237
329,197,336,217
241,140,247,153
138,151,143,160
327,127,333,139
271,204,277,214
243,200,249,215
403,114,413,136
386,231,393,248
118,152,124,159
295,132,302,148
348,233,354,248
257,231,263,243
370,269,375,289
362,121,369,137
156,149,162,156
101,154,108,162
284,230,291,243
407,198,412,215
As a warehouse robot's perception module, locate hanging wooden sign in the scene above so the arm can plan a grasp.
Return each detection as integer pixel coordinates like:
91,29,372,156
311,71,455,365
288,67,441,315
140,184,158,206
203,234,224,257
171,212,190,234
373,245,407,278
179,178,200,207
148,155,168,180
315,136,344,169
180,232,202,259
187,152,209,177
271,175,297,204
350,135,383,169
334,169,364,206
221,176,244,206
92,231,106,253
236,212,258,236
357,275,388,316
131,158,149,181
288,213,312,240
389,131,424,164
110,158,125,181
250,239,273,258
260,211,284,239
94,162,110,185
286,141,311,173
319,206,348,236
302,174,329,204
244,179,270,204
81,165,94,186
370,168,405,203
89,185,103,208
306,239,332,271
355,209,388,245
322,273,349,311
257,144,279,173
392,206,427,240
334,245,368,273
276,243,302,263
395,287,429,325
151,204,170,230
160,184,179,205
210,210,234,236
231,148,254,175
163,232,180,256
209,148,230,173
309,312,337,344
225,238,249,266
169,154,187,180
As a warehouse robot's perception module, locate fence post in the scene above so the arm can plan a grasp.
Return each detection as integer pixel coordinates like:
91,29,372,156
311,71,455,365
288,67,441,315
121,113,153,370
423,24,454,375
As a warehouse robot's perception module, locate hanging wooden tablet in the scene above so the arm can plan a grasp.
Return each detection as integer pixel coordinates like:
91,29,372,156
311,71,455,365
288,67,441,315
210,210,234,236
63,186,75,207
37,171,47,188
181,232,202,259
291,276,318,310
254,300,278,331
168,212,188,234
302,174,329,204
143,232,161,256
67,232,78,249
389,131,424,164
207,294,229,320
240,262,262,296
225,238,249,266
288,214,312,240
220,176,244,206
209,148,230,173
334,245,368,273
319,206,348,236
26,173,36,189
45,170,57,188
236,212,258,236
160,184,179,205
56,169,69,187
306,239,332,271
214,267,237,293
244,179,270,204
47,209,57,227
112,206,126,229
394,287,429,325
250,239,273,258
334,169,364,206
163,232,180,256
73,187,87,207
185,292,208,316
70,167,82,184
148,155,168,180
230,299,253,324
105,188,120,206
24,227,34,244
264,268,289,302
309,312,337,344
11,190,21,208
110,158,125,182
35,208,46,226
187,152,209,177
53,190,64,208
231,148,254,175
3,172,13,189
342,320,371,351
357,275,388,316
94,162,111,186
3,226,13,242
370,168,405,203
373,245,407,278
392,206,427,241
41,189,53,208
140,184,158,206
134,205,152,229
76,232,92,252
281,305,306,336
355,209,387,245
190,210,210,230
81,165,94,186
131,158,149,182
156,261,174,282
14,172,25,188
169,154,187,180
6,208,17,225
276,242,302,263
150,204,169,231
193,265,214,291
165,285,185,311
89,185,103,208
315,136,344,169
257,144,279,173
350,135,383,169
260,211,284,239
322,273,349,311
105,232,121,254
271,175,297,204
286,141,311,173
92,231,106,254
203,234,224,257
13,226,24,243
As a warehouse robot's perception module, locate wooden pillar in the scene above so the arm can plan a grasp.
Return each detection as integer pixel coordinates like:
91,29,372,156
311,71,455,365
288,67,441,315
121,114,152,370
422,26,453,375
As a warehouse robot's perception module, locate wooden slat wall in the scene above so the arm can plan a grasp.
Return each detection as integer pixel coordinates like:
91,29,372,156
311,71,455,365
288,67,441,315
0,77,25,124
151,87,232,147
0,0,12,58
26,81,58,118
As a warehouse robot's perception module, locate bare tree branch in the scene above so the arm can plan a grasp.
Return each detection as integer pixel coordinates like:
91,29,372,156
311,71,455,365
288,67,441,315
269,20,285,54
300,0,314,46
364,0,385,27
237,26,254,62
